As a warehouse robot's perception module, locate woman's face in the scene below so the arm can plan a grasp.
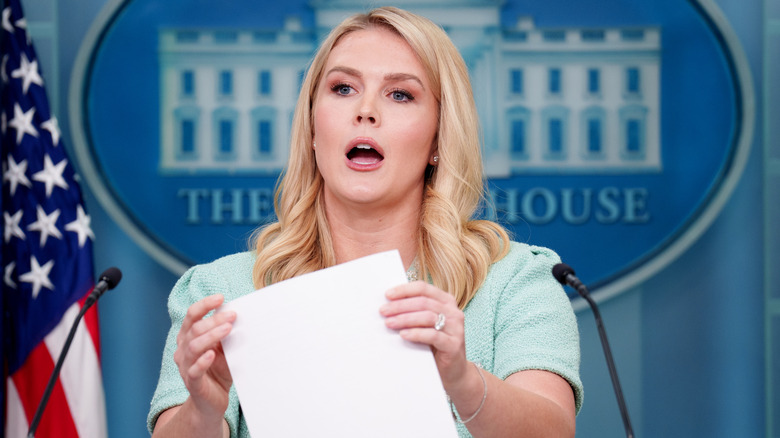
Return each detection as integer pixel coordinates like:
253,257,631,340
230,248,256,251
312,26,439,212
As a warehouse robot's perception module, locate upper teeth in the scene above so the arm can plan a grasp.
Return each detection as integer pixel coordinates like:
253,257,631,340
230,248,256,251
356,144,372,149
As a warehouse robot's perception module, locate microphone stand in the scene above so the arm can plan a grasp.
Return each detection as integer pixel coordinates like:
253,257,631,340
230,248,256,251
27,267,121,437
553,263,634,438
26,297,97,437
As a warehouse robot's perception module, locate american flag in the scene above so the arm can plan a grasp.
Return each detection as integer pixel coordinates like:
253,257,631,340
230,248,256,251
1,0,107,436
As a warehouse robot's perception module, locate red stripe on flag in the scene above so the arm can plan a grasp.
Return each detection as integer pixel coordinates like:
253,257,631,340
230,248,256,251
11,342,80,438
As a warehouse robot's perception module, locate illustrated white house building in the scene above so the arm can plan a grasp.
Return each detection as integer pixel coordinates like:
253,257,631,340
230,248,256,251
158,0,661,176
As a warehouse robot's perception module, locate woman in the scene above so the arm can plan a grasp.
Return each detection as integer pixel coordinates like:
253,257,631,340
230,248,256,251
148,6,582,438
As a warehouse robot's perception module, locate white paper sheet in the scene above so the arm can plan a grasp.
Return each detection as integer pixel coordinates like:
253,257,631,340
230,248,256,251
219,250,459,437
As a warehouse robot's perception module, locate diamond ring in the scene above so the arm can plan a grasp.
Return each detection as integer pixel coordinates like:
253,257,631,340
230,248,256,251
434,313,446,331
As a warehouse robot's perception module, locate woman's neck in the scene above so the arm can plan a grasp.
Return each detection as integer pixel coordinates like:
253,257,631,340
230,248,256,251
324,194,422,271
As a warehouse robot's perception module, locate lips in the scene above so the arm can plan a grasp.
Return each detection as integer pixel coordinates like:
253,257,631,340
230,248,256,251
344,138,384,170
347,144,384,165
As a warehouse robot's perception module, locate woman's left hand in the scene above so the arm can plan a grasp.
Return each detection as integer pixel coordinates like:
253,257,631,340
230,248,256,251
380,281,469,390
381,281,578,436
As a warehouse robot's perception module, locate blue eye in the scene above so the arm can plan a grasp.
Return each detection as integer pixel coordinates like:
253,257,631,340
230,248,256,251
331,83,353,95
390,89,414,102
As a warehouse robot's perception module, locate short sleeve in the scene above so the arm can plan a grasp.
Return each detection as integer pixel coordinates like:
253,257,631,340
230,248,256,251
147,253,255,437
492,244,584,412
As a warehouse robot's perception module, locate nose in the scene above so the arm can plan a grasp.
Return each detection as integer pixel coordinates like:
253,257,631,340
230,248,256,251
355,97,379,125
357,112,376,124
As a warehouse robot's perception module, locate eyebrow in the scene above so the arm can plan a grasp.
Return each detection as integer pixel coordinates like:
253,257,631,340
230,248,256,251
325,66,426,90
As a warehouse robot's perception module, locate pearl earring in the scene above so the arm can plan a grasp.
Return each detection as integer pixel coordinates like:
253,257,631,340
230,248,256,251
313,141,316,149
433,155,439,163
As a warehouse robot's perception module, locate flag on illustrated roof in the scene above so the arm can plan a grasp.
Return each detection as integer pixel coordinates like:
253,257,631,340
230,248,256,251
1,0,107,436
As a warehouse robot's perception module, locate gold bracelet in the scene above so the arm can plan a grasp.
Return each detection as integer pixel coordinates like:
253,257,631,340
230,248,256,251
449,362,487,424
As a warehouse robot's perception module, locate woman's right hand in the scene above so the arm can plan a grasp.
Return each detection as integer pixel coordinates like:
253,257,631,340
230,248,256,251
174,294,236,417
173,294,236,414
153,294,236,437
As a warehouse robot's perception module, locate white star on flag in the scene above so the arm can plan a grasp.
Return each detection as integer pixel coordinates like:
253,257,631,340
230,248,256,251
4,155,31,195
65,205,94,248
19,255,55,299
1,7,12,33
8,102,37,144
4,209,25,242
32,154,69,197
1,54,7,83
4,261,16,288
41,116,60,146
27,205,62,247
10,52,43,94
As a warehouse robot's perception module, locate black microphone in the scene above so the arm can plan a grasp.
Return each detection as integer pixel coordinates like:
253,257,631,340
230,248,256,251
85,266,122,305
552,263,634,438
27,267,123,438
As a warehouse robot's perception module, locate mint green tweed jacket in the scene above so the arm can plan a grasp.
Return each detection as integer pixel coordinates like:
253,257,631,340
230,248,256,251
148,242,582,437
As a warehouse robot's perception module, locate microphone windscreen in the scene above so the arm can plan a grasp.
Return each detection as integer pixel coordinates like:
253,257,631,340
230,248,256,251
552,263,575,285
99,267,123,290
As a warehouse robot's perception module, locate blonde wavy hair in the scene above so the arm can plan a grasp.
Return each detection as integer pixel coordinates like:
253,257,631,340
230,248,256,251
251,6,510,309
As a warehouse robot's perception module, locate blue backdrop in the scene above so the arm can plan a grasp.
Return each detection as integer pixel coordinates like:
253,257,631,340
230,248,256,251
23,0,769,436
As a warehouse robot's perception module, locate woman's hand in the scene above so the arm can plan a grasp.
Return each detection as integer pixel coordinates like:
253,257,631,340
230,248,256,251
172,294,236,419
380,281,470,390
379,282,576,437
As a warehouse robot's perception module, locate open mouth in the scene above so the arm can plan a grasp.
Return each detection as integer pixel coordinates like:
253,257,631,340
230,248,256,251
346,144,384,165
